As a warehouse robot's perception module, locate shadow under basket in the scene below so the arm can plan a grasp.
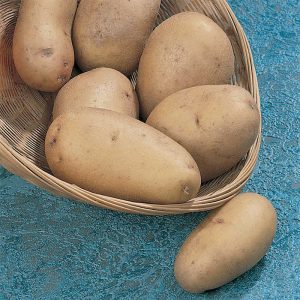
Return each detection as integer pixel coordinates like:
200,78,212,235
0,0,261,215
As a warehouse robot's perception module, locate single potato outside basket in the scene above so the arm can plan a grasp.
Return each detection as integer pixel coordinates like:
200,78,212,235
0,0,261,215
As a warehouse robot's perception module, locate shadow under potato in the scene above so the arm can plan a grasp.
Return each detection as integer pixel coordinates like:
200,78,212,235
205,258,267,297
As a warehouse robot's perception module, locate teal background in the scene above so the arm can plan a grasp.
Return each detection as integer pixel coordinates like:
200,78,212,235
0,0,299,299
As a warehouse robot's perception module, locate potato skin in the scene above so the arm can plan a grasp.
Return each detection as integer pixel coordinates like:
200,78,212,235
13,0,77,92
147,85,260,182
73,0,161,75
53,68,139,119
45,108,201,204
137,12,235,119
174,193,277,293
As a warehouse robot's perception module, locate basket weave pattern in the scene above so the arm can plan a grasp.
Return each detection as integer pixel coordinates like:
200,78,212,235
0,0,261,215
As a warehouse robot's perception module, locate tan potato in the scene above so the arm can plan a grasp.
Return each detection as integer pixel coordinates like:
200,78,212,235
147,85,260,182
136,12,235,119
45,108,201,204
13,0,77,92
174,193,277,293
73,0,161,75
52,68,139,120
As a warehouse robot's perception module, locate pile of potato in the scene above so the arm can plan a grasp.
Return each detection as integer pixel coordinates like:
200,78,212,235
12,0,276,294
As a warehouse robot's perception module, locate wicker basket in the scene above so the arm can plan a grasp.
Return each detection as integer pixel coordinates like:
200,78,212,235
0,0,261,215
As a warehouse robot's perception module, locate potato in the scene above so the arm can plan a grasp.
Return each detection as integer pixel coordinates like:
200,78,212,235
45,108,201,204
174,193,277,293
136,12,235,119
73,0,161,75
147,85,260,182
52,68,139,120
13,0,77,92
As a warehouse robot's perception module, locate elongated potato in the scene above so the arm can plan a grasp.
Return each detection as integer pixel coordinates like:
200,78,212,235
174,193,277,293
147,85,260,182
137,12,235,119
53,68,139,119
73,0,161,75
45,108,201,204
13,0,77,92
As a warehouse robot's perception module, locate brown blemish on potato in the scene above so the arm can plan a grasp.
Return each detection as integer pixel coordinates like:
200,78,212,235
194,114,201,127
40,48,54,57
49,137,57,146
212,146,234,160
182,185,190,196
179,104,187,109
213,218,225,224
57,75,67,83
111,131,120,142
191,260,195,265
124,92,131,99
187,163,195,170
64,30,70,37
64,62,69,68
160,126,168,132
58,156,63,163
215,57,221,68
141,133,146,138
248,100,256,110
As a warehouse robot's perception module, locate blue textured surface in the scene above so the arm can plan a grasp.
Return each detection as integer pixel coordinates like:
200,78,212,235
0,1,300,299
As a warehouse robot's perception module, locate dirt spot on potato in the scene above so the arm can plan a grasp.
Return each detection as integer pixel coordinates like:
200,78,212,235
40,48,54,57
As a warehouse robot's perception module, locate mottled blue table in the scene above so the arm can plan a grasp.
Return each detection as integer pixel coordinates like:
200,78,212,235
0,1,299,299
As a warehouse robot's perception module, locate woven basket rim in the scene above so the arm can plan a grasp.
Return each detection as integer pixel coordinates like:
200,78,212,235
0,0,261,215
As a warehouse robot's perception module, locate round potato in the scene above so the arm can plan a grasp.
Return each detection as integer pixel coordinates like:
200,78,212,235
13,0,77,92
147,85,260,182
174,193,277,293
73,0,161,75
136,12,235,119
53,68,139,119
45,108,201,204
